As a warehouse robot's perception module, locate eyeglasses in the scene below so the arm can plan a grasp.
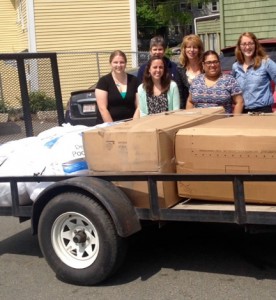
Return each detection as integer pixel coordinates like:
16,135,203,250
204,60,220,66
240,42,255,48
186,46,198,50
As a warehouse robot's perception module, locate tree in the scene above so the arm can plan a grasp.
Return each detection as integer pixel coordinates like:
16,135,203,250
137,0,211,45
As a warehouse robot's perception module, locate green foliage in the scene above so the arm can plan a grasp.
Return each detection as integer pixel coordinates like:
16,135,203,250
137,0,211,36
136,0,161,35
29,91,57,113
0,100,8,113
165,47,173,58
8,107,22,121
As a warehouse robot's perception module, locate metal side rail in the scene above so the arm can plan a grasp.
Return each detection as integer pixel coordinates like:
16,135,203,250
0,175,76,218
1,174,276,225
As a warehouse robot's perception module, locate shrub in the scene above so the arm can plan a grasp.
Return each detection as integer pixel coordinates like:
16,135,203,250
8,107,22,121
29,91,57,113
0,100,8,113
165,47,173,59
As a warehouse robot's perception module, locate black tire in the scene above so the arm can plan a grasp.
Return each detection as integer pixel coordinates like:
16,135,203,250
38,192,126,285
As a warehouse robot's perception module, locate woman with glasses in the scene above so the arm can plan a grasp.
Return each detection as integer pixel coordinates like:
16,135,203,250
232,32,276,113
186,50,243,114
175,34,204,109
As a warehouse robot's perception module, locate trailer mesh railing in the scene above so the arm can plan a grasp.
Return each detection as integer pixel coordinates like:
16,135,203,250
0,51,150,144
0,53,65,144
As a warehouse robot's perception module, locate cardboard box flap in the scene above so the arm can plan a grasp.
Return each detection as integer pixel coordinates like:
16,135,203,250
83,107,225,172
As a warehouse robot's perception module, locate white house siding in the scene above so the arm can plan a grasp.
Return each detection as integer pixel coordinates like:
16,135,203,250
0,0,28,52
33,0,133,104
0,1,28,108
196,18,221,52
18,0,29,51
34,0,132,52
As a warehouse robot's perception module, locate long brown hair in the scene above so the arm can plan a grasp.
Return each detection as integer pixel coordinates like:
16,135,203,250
142,56,171,95
109,50,127,64
179,34,204,70
235,32,268,69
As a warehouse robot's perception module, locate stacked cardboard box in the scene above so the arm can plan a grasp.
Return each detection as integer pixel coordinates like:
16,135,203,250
175,115,276,204
83,107,225,208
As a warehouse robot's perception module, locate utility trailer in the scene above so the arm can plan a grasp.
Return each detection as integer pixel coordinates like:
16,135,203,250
1,173,276,285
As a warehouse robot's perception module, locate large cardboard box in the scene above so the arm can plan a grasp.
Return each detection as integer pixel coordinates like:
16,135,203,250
175,115,276,204
83,107,225,208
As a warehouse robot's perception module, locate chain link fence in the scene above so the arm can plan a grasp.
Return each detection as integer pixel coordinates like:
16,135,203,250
56,51,149,104
0,51,150,144
0,53,64,144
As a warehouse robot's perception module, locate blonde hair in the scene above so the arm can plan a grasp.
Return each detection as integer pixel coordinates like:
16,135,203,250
235,32,268,69
179,34,204,68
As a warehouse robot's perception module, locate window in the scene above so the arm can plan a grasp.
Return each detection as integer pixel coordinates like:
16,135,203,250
16,0,25,29
199,34,206,49
180,1,191,11
198,2,203,10
208,33,216,50
211,1,218,12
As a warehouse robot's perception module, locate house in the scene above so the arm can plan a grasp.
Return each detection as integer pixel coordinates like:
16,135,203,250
0,1,137,53
190,0,276,52
219,0,276,48
0,0,137,105
178,1,220,52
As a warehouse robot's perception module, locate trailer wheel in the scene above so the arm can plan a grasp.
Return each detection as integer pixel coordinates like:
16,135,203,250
38,192,126,285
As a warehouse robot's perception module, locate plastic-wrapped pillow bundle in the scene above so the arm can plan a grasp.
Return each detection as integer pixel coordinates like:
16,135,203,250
0,122,120,206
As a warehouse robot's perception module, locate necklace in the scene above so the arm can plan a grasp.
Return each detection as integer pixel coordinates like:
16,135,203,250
113,72,127,86
113,73,127,95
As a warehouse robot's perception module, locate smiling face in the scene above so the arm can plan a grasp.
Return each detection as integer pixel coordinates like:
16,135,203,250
203,53,221,78
150,45,165,57
148,58,164,80
239,36,256,60
185,42,199,61
110,55,126,74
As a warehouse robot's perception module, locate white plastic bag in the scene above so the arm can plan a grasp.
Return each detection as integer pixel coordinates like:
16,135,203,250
0,137,44,206
0,124,92,205
27,125,91,201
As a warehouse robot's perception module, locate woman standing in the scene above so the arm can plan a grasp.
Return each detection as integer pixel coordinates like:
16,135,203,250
186,50,243,114
95,50,139,124
175,34,204,108
232,32,276,113
138,56,180,116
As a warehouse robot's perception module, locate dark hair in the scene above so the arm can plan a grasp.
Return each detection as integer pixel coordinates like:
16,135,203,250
142,55,171,95
149,36,166,50
109,50,127,64
179,34,204,68
235,32,268,69
202,50,220,63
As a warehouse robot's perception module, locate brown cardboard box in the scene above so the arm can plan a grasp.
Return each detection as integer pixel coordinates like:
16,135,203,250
175,115,276,204
83,107,225,208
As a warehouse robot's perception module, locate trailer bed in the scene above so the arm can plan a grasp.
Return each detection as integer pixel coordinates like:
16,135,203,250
2,173,276,226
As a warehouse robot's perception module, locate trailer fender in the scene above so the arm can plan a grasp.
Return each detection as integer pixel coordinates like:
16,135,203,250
32,176,141,237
